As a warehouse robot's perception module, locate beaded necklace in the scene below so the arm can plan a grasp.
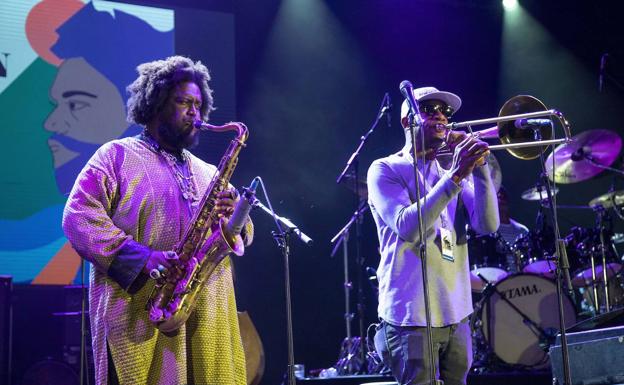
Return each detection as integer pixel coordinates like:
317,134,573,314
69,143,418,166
140,130,199,206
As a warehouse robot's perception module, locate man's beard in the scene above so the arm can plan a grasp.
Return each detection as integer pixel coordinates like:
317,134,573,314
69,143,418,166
157,120,199,151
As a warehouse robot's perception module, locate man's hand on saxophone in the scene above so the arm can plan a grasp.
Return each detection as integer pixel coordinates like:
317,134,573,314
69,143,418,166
144,250,184,282
143,187,240,281
215,188,239,218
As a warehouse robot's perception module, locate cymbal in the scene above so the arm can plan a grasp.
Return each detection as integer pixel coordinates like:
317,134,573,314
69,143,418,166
488,153,502,192
612,233,624,244
342,173,368,199
521,185,559,201
589,190,624,208
544,129,622,183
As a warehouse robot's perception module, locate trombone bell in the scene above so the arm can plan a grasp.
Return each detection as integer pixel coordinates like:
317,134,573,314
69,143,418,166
498,95,552,160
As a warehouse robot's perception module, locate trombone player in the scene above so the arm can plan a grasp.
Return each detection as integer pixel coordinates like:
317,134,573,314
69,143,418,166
368,86,499,385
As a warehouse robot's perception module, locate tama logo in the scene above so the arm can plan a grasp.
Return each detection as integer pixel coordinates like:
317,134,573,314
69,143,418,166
501,284,542,299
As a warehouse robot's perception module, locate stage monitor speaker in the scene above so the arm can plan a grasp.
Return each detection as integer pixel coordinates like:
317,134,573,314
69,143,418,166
550,325,624,385
0,276,12,385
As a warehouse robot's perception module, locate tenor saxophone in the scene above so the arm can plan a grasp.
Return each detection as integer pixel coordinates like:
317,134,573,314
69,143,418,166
147,121,254,332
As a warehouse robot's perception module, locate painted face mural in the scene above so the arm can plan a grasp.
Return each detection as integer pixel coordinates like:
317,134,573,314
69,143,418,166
45,57,128,192
0,0,174,283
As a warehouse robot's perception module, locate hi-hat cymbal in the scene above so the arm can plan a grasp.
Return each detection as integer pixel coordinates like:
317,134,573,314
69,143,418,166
589,190,624,208
521,185,559,201
544,129,622,183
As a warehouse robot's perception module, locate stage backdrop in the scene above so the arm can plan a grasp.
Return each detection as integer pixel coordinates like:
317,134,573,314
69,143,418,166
0,0,235,284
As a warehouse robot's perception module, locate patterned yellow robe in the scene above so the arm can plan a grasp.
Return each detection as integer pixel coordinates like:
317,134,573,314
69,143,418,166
63,136,251,385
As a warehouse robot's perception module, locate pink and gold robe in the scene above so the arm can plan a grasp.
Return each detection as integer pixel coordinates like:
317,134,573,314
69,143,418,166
63,136,252,385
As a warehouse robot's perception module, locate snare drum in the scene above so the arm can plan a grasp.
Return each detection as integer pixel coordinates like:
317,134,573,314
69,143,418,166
467,232,508,292
473,274,577,368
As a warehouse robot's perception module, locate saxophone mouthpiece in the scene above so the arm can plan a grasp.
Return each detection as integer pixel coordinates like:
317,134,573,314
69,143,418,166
194,120,209,131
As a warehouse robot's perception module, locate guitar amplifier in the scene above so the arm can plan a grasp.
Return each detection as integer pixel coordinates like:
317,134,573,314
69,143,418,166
550,325,624,385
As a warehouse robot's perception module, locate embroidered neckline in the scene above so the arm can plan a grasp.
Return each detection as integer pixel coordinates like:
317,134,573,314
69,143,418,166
139,131,199,204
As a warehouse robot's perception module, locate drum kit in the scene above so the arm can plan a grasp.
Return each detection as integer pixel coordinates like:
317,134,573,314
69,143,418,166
469,126,624,371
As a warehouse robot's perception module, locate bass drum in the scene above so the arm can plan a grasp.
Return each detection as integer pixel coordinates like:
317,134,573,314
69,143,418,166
474,274,577,368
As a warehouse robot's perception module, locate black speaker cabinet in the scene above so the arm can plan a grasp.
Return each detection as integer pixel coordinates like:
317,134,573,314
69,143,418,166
550,325,624,385
0,276,12,385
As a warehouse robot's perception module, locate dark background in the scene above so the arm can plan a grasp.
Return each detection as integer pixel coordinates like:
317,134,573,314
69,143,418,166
8,1,624,384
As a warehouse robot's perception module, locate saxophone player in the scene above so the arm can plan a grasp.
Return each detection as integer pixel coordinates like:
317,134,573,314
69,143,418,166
63,56,253,385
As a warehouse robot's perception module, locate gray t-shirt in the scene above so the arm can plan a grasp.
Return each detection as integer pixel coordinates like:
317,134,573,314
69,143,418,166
367,150,499,327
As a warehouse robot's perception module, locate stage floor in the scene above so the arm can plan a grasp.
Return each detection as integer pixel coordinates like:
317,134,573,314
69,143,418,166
297,370,552,385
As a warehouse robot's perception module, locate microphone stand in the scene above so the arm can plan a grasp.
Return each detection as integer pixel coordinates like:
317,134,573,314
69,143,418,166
330,202,369,375
408,114,438,385
251,180,313,385
400,81,436,385
537,129,572,385
336,93,391,373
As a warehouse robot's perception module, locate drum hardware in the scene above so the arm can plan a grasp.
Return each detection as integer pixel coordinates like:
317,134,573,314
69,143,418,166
514,228,558,278
467,230,510,292
570,208,623,315
545,129,623,184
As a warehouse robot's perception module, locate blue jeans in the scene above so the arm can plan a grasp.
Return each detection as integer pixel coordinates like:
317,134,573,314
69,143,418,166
374,318,472,385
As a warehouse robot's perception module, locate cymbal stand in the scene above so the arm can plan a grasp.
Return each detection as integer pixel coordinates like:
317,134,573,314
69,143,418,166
587,249,600,313
594,207,612,313
335,92,391,373
575,151,624,177
330,202,369,374
538,127,573,385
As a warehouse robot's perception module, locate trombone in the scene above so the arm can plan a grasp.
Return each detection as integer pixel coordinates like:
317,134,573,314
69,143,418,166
441,95,572,160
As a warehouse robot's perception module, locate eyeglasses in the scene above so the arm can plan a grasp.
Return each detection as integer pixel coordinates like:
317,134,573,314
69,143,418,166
418,101,455,118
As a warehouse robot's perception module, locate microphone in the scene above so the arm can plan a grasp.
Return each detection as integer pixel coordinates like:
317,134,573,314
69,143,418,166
514,118,552,129
379,94,392,128
226,177,259,235
399,80,419,117
599,53,609,92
